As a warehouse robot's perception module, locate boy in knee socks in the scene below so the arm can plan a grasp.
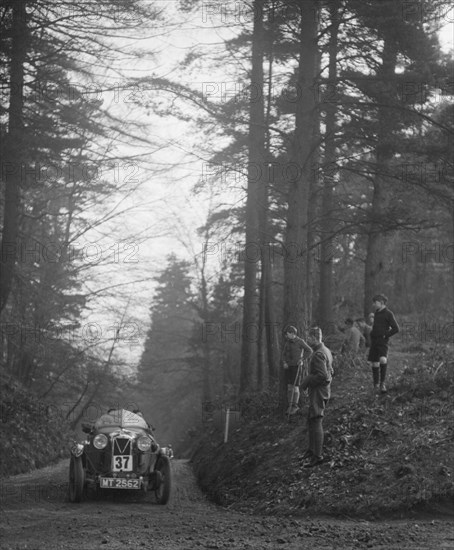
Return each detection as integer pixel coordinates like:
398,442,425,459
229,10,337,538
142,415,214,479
368,294,399,393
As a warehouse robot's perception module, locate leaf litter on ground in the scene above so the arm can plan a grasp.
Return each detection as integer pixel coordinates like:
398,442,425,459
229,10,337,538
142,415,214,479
192,344,454,518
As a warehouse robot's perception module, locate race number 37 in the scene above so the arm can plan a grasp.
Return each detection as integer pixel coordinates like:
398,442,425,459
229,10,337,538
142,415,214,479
113,456,132,471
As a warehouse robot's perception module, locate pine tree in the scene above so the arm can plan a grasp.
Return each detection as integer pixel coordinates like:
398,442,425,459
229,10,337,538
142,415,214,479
137,255,200,450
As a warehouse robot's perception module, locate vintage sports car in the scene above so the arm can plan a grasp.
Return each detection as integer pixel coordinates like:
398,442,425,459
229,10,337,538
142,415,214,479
68,409,172,504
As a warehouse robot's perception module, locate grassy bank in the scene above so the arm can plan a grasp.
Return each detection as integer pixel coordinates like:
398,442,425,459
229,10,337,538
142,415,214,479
192,345,454,518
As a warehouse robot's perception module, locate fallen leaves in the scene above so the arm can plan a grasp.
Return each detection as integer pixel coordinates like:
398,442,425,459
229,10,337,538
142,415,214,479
192,346,454,518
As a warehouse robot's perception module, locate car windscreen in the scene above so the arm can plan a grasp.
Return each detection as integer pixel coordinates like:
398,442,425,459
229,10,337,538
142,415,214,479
94,409,149,430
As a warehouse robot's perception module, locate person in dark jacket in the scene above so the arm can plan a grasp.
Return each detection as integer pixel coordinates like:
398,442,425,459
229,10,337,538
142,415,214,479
368,294,399,393
301,327,334,468
282,325,312,415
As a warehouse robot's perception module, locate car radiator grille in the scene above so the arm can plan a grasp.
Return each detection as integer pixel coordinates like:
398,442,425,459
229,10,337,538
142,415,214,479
113,437,131,455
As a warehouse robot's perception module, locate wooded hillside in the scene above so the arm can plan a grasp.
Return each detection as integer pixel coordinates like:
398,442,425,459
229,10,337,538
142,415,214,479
0,0,452,455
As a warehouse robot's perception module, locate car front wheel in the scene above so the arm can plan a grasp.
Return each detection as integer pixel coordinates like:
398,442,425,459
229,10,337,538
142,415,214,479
154,456,171,505
68,455,85,503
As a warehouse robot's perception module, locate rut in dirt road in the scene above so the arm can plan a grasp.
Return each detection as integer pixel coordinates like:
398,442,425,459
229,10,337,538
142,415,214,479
1,459,453,550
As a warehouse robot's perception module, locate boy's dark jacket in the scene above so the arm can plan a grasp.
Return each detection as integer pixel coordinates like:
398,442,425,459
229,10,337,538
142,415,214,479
370,307,399,341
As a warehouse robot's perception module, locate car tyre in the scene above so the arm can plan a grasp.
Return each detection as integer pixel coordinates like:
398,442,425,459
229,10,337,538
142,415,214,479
68,455,85,503
154,456,171,505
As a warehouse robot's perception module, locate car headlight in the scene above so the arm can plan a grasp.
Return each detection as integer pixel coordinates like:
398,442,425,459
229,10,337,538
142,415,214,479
137,436,152,452
93,433,108,449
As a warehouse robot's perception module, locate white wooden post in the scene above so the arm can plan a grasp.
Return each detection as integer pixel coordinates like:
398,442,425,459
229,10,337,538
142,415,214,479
224,407,230,443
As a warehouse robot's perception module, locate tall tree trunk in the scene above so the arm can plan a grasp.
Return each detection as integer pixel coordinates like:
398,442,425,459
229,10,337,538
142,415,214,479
259,1,280,389
0,1,27,314
363,37,397,315
240,0,266,394
306,125,319,324
318,0,340,335
307,47,323,326
200,236,212,403
281,0,319,407
264,256,280,385
257,175,267,391
283,0,319,327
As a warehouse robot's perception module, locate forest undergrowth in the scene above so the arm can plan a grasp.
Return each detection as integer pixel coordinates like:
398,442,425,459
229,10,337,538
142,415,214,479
0,372,70,477
192,344,454,518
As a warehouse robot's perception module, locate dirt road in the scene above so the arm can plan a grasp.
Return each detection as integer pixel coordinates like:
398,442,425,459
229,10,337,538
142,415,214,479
0,459,453,550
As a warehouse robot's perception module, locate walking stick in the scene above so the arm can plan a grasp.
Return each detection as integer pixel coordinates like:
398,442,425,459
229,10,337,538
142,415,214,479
287,360,303,422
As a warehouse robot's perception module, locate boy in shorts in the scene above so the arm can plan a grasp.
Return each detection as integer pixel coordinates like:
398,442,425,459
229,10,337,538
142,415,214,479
368,294,399,393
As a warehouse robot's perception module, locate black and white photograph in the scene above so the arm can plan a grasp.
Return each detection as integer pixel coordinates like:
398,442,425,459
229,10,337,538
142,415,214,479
0,1,453,548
